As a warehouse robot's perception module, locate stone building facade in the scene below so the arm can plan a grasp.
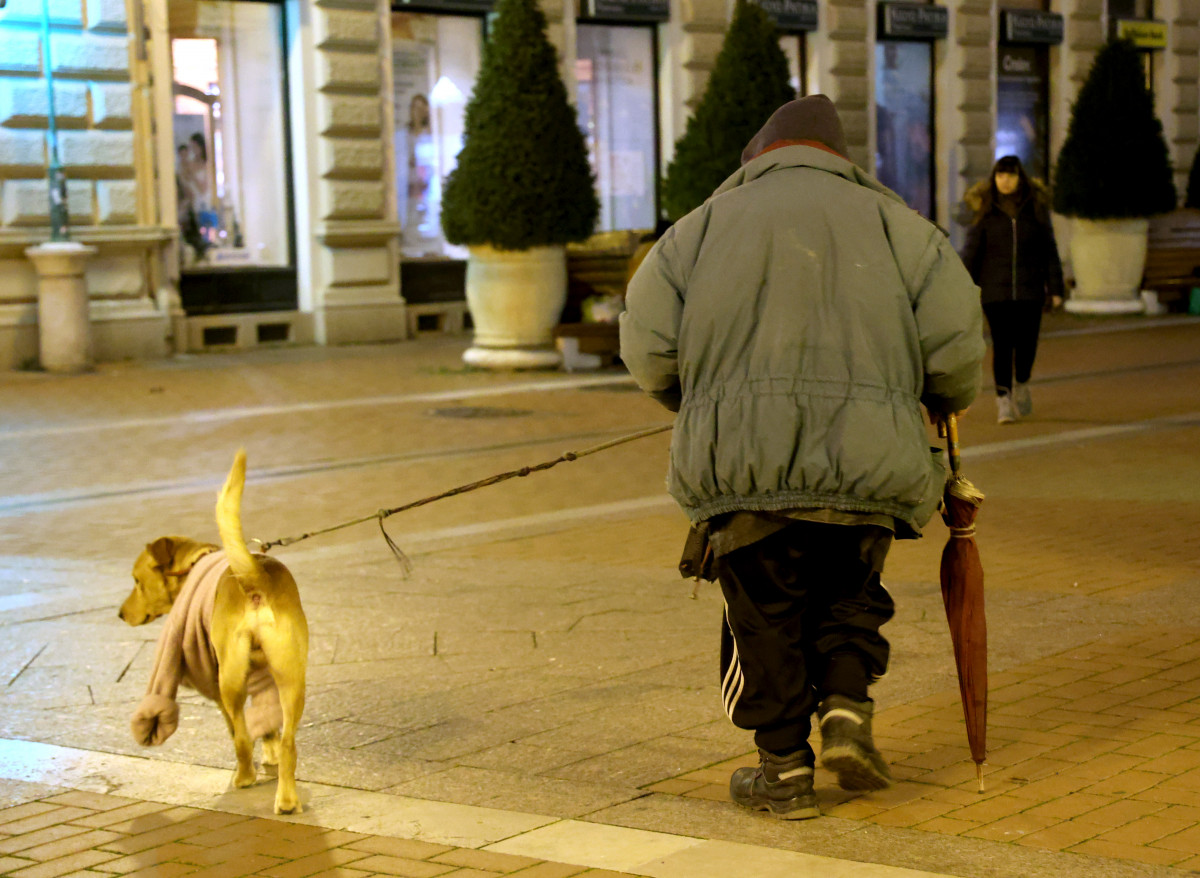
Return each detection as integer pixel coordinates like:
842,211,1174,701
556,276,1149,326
0,0,1196,368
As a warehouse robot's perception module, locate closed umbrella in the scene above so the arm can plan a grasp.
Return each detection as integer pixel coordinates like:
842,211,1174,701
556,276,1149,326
938,413,987,791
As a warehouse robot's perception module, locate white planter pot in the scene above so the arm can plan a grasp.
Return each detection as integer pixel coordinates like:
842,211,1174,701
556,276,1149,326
1066,218,1148,314
463,244,566,369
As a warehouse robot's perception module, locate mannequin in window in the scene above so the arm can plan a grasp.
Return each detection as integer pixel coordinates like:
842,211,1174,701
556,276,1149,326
406,93,436,239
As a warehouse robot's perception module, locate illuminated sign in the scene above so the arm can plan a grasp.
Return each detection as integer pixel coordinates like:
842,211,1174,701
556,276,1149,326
878,3,948,40
1115,19,1168,49
755,0,818,31
1001,9,1064,45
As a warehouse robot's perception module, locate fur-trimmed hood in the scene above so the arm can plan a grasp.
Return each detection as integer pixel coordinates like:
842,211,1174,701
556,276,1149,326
963,177,1052,223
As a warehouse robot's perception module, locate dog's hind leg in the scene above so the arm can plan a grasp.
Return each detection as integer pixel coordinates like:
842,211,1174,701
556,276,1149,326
269,664,305,814
261,732,281,774
218,647,257,790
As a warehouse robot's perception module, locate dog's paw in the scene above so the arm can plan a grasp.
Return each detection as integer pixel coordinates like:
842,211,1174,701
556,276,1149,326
274,794,300,815
233,765,257,788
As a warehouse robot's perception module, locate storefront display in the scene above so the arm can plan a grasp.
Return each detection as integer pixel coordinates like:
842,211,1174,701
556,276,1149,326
392,11,483,258
171,1,290,272
575,24,658,232
874,2,946,220
170,0,296,313
875,40,934,217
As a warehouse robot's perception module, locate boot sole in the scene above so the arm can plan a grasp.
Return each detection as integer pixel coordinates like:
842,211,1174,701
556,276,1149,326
734,797,821,820
821,744,891,791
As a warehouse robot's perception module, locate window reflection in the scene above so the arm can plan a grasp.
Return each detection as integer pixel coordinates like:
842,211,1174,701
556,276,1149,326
575,25,657,232
874,40,934,218
392,12,482,258
170,1,290,270
996,45,1049,181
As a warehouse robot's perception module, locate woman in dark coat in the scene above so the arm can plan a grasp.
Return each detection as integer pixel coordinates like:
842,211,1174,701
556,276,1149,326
961,155,1064,424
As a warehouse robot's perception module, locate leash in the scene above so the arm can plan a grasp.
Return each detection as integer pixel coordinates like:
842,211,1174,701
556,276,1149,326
256,424,673,566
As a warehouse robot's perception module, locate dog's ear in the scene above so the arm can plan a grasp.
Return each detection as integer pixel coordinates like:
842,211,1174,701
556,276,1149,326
174,541,214,574
146,537,177,569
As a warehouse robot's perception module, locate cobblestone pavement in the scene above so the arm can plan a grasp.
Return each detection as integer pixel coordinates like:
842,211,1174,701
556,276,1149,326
0,313,1198,878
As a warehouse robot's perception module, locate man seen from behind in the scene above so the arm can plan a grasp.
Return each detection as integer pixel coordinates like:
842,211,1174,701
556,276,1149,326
620,95,985,819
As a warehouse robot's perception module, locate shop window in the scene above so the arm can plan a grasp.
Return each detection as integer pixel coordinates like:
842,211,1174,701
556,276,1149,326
576,24,658,232
996,45,1049,181
779,34,807,96
170,1,291,272
875,41,934,218
392,12,483,258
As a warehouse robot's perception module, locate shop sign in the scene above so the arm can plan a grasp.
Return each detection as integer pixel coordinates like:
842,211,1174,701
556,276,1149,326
395,0,494,12
878,3,948,41
1115,19,1168,49
1001,9,1063,45
755,0,818,31
586,0,669,21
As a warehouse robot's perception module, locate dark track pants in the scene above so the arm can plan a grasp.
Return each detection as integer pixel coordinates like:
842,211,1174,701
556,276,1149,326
716,521,895,756
984,300,1043,392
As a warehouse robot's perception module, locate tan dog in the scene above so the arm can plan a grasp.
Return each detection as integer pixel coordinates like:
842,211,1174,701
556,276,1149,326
120,450,308,814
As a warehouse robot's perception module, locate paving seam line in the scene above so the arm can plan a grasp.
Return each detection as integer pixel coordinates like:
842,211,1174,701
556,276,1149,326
2,411,1197,518
0,423,671,515
4,315,1199,442
0,373,637,441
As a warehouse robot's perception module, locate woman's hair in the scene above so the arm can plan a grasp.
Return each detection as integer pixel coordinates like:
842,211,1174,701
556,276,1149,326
992,154,1031,199
189,132,207,162
966,154,1034,223
408,93,431,133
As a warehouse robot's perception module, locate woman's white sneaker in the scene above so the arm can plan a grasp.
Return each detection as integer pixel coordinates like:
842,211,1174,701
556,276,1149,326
996,393,1017,424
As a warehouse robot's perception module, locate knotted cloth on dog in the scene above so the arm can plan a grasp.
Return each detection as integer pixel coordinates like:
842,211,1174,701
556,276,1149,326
132,550,282,746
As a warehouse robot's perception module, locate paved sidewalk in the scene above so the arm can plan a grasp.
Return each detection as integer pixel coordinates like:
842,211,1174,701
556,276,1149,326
1,315,1199,877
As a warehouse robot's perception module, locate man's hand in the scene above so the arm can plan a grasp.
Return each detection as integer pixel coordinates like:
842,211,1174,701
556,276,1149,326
928,408,968,426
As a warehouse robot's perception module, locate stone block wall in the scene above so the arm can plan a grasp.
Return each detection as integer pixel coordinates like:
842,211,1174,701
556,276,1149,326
300,0,405,344
676,0,727,112
823,0,871,167
1162,0,1200,198
0,0,136,235
0,0,168,369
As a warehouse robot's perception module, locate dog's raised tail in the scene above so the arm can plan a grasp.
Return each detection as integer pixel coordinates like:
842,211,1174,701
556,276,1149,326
216,449,259,582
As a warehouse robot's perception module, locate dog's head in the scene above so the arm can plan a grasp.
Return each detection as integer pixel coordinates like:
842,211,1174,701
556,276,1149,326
119,536,216,626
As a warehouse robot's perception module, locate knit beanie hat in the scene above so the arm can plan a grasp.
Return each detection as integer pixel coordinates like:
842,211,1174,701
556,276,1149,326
741,94,849,165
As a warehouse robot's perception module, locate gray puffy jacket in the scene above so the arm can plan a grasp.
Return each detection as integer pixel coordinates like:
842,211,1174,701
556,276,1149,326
619,145,985,533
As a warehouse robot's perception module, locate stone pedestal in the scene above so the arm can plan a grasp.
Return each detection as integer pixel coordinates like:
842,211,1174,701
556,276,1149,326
26,241,98,373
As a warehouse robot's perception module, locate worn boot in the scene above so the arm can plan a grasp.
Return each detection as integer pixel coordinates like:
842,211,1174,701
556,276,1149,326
729,748,820,819
818,695,892,791
1013,382,1033,417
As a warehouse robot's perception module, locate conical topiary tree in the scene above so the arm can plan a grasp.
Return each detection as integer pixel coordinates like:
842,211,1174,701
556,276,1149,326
1053,39,1176,219
440,0,598,251
1185,146,1200,208
660,0,794,220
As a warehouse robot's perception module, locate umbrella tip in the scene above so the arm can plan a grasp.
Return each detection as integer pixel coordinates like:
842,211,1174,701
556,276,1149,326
977,762,984,793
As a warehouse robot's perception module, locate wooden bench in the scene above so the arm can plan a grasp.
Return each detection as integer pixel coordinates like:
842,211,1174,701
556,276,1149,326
557,231,645,368
563,230,643,321
1143,208,1200,308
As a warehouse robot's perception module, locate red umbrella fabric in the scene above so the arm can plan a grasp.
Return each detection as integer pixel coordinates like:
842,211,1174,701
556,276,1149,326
938,413,988,791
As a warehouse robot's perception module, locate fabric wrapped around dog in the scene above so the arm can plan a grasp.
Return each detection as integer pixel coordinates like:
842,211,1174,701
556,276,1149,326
132,550,283,746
